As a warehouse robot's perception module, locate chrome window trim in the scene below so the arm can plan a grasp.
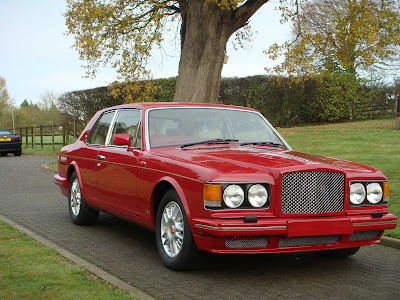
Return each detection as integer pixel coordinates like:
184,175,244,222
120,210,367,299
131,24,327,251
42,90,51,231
105,110,119,145
145,106,292,151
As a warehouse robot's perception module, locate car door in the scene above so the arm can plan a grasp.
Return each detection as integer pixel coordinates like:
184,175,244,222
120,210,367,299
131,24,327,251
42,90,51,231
95,109,142,215
79,110,117,203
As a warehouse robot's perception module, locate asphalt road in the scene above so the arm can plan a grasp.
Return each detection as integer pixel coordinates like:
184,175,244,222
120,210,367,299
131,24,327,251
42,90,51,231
1,155,399,300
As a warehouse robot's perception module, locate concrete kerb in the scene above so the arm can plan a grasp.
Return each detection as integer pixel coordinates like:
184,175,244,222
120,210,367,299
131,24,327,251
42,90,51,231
42,163,58,173
381,236,400,250
0,214,155,300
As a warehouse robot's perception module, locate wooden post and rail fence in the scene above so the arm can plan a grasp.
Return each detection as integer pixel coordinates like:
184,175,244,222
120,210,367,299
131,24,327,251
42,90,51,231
12,124,74,150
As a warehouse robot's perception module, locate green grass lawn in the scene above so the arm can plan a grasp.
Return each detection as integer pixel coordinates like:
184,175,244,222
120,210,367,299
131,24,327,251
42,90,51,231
278,118,399,238
21,135,76,156
0,220,135,300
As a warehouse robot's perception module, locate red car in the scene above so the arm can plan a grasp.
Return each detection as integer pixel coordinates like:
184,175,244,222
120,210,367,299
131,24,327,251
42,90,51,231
54,103,397,270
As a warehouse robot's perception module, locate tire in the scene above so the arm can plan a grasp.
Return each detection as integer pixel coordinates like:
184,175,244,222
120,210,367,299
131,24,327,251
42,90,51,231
317,247,360,258
156,189,199,271
0,152,7,156
68,172,99,225
14,149,22,156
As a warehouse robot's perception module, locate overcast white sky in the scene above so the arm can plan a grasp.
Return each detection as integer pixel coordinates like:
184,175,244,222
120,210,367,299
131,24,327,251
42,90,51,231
0,0,290,106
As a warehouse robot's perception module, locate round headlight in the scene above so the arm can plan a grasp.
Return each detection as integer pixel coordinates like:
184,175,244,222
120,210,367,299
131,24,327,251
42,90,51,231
350,183,366,205
248,184,268,208
367,183,383,204
223,185,244,208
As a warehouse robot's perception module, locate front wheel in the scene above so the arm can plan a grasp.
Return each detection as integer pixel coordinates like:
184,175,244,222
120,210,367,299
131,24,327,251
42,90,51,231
68,172,99,225
317,247,360,258
156,190,199,271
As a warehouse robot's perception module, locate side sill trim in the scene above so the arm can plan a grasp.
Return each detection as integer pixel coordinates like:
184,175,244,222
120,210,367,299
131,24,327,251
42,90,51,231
194,224,287,230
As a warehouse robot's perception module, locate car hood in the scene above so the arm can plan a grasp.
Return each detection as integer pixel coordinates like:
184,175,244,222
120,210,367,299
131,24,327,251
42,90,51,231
156,145,377,177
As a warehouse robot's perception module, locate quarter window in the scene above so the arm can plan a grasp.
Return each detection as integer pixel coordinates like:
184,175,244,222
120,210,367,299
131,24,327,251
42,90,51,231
87,111,115,145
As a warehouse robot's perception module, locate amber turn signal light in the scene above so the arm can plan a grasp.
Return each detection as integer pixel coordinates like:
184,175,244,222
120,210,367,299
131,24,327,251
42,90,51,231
383,182,389,203
204,184,222,208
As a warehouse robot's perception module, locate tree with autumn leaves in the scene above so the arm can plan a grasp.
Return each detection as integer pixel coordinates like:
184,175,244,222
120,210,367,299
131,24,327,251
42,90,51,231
65,0,400,104
65,0,273,103
266,0,400,78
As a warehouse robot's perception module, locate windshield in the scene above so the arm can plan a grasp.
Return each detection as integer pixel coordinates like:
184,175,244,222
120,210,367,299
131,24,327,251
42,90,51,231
147,108,288,149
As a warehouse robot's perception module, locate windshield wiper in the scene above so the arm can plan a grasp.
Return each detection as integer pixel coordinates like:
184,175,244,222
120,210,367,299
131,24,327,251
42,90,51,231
181,139,239,149
240,141,286,148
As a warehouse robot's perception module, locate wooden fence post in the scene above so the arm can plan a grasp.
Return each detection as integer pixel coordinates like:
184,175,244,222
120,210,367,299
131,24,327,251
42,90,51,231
31,127,34,149
40,126,43,149
25,127,29,148
52,124,55,150
62,124,66,146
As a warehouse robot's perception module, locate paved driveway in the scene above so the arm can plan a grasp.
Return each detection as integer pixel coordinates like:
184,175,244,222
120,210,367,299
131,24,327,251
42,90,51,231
1,155,399,299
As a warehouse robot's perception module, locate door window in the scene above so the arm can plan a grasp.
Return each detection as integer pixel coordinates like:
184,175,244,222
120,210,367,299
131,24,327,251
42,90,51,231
110,109,142,148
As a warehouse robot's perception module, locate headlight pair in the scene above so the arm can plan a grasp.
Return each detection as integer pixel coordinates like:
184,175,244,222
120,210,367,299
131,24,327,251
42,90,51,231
204,183,270,209
349,182,388,206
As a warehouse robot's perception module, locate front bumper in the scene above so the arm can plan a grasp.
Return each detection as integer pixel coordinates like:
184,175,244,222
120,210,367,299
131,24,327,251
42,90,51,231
54,174,68,197
192,214,397,254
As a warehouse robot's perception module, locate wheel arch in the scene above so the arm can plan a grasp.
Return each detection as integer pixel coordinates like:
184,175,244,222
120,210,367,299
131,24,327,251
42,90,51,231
67,162,87,199
151,177,192,228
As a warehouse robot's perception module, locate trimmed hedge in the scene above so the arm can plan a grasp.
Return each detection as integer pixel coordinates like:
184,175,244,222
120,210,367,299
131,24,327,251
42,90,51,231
59,74,396,127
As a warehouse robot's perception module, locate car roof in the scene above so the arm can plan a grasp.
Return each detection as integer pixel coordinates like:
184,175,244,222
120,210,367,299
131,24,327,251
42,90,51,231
101,102,257,113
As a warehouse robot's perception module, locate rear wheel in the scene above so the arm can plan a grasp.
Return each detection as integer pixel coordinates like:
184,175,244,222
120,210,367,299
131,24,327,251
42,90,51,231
156,190,199,270
68,172,99,225
14,149,22,156
0,152,7,156
317,247,360,258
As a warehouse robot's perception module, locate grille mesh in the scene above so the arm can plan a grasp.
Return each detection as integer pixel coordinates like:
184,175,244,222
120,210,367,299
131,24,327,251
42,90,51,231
281,171,345,214
349,231,381,241
225,238,268,248
278,235,340,247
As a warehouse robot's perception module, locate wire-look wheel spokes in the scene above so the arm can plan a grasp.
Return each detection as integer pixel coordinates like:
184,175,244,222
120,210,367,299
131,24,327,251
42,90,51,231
70,178,81,216
160,201,184,258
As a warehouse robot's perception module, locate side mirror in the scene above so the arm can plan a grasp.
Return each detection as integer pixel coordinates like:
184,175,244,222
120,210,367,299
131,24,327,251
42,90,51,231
81,130,90,142
113,134,132,151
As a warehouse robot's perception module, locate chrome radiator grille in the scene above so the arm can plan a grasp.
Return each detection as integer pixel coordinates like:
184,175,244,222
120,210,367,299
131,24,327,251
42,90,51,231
281,171,345,214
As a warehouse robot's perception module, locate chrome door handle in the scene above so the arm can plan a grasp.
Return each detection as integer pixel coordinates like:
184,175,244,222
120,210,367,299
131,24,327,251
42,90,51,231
97,155,106,160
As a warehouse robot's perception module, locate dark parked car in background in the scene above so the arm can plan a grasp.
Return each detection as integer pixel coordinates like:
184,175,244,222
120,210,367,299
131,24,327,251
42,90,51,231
0,130,22,156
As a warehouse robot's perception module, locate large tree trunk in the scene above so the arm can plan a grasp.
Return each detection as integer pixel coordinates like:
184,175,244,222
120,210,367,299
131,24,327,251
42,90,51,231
173,2,230,103
173,0,269,103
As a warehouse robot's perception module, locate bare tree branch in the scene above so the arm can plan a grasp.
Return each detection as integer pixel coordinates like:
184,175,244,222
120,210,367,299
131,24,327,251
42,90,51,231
230,0,270,33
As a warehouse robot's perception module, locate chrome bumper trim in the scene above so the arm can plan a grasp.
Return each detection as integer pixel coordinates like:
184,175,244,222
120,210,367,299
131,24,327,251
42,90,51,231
353,220,397,226
195,224,287,231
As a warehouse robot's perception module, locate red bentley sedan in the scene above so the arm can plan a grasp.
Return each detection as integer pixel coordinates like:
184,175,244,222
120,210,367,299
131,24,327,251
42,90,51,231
54,103,397,270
